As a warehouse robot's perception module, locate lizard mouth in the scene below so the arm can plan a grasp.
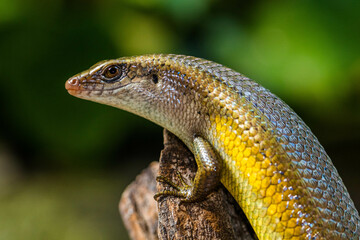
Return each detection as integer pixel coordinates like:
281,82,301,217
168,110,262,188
65,76,130,97
65,76,105,96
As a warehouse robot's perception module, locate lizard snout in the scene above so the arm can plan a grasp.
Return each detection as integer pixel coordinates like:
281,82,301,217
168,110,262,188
65,77,81,96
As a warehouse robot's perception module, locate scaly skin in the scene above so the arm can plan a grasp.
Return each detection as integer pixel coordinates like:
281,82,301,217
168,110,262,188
65,54,360,239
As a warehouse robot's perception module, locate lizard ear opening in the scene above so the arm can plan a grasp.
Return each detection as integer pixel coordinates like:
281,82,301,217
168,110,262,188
152,74,159,84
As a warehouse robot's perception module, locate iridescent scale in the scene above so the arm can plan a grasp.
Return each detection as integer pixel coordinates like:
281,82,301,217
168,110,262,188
100,54,360,239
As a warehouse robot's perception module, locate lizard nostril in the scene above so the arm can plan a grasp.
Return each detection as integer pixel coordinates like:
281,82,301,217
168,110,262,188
69,78,78,86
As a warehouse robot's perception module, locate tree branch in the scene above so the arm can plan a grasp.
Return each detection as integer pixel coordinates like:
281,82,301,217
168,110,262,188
119,130,257,240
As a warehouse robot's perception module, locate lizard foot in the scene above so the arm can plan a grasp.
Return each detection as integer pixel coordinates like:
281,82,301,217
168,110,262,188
154,172,194,202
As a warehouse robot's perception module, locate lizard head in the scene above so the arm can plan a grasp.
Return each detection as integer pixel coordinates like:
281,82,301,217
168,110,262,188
66,59,131,98
65,57,174,120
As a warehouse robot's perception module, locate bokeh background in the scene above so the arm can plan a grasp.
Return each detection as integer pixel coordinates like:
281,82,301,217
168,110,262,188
0,0,359,239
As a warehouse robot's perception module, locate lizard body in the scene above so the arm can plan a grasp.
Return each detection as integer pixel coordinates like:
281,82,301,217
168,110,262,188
65,54,360,239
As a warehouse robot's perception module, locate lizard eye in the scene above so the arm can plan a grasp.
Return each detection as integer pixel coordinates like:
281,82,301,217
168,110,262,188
102,65,122,81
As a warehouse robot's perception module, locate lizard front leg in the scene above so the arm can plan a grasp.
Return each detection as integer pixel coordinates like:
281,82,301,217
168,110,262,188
154,136,222,202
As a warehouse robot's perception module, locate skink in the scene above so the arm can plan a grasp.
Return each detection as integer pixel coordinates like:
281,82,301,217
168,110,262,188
65,54,360,239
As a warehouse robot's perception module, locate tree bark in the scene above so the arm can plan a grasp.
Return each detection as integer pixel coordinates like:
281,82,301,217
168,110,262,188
119,130,257,240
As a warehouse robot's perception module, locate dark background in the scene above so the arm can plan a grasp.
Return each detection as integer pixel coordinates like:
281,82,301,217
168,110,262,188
0,0,359,239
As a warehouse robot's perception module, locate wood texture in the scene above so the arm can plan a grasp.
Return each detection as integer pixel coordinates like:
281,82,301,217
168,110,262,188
119,130,257,240
119,162,159,240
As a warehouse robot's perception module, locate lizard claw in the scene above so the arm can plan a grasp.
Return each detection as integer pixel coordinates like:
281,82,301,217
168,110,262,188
154,173,193,202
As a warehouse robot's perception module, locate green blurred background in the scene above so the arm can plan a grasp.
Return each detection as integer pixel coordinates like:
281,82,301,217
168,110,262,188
0,0,359,239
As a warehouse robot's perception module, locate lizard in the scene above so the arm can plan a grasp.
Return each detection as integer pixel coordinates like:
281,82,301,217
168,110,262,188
65,54,360,239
